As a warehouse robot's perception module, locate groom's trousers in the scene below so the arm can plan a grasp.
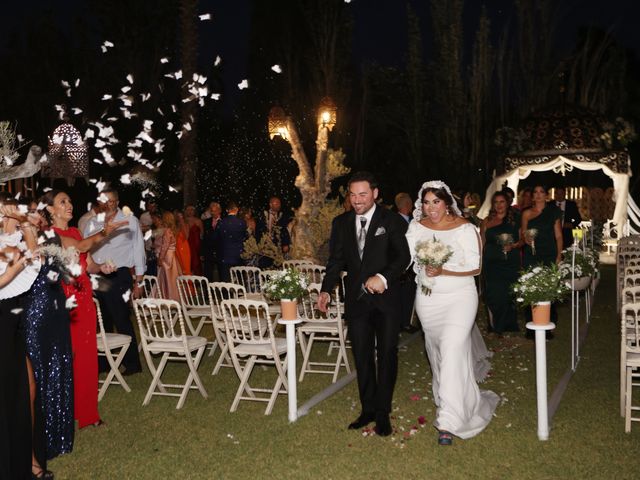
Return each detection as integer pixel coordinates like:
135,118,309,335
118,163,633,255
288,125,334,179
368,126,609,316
348,299,401,414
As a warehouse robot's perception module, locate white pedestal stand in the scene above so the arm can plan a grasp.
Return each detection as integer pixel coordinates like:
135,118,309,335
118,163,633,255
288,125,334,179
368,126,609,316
526,321,556,441
278,318,302,422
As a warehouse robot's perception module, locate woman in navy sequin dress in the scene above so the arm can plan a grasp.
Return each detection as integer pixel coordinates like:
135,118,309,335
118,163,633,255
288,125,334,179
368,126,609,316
23,236,75,462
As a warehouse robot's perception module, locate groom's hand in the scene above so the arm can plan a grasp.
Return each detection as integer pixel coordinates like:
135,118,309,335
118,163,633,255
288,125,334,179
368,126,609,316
365,275,385,294
317,292,331,313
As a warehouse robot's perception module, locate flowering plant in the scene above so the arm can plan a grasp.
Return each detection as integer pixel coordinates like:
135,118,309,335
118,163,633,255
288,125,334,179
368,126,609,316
414,237,453,295
262,268,309,301
511,263,569,307
558,246,597,279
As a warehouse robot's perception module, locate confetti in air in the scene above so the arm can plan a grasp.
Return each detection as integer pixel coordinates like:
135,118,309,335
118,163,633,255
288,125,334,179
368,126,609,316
238,79,249,90
199,13,211,21
271,65,282,73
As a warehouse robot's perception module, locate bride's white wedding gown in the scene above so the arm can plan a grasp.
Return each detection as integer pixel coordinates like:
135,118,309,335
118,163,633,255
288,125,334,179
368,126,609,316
406,221,499,439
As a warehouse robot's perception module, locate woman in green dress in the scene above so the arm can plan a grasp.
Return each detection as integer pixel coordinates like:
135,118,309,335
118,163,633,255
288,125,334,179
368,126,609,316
520,184,563,325
481,191,522,334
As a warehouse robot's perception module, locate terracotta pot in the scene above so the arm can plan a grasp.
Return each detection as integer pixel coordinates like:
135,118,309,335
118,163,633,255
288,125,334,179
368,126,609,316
531,301,551,325
280,298,298,321
567,276,591,291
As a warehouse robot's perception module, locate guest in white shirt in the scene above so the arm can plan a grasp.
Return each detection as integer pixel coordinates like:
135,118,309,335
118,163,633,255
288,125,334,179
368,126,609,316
84,188,145,375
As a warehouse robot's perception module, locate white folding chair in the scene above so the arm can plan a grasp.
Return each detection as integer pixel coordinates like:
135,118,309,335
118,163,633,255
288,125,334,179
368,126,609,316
282,259,314,269
177,275,216,358
221,299,288,415
141,275,162,299
133,298,208,409
297,264,326,285
620,288,640,416
209,282,246,375
95,298,132,401
230,266,263,300
297,286,351,383
621,302,640,431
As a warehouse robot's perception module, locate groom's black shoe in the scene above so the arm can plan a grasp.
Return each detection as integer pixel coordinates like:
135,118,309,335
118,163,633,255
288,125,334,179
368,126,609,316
374,413,392,436
348,412,375,430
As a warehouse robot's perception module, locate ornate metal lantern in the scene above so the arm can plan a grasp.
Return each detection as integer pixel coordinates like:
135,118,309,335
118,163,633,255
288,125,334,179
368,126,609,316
44,121,89,184
317,96,337,131
268,106,289,140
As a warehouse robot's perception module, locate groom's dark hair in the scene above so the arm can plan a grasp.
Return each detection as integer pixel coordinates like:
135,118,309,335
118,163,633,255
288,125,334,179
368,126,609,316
348,171,378,190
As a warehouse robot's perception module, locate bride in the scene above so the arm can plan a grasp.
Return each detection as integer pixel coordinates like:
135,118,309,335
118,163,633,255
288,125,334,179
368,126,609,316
405,180,499,445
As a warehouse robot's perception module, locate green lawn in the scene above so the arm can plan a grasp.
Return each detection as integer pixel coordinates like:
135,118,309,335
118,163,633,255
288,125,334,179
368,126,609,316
51,265,640,479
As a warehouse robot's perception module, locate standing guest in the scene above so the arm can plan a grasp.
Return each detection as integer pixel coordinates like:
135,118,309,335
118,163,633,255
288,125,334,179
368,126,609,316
155,211,181,301
185,205,203,275
554,186,582,248
174,211,192,276
460,191,481,227
77,202,101,235
521,184,563,328
139,198,158,276
45,190,123,429
0,200,39,480
501,186,516,208
202,202,222,281
517,187,533,212
394,192,418,332
318,172,410,437
84,188,145,376
256,196,291,266
215,201,247,282
480,191,521,335
406,180,499,445
240,207,257,238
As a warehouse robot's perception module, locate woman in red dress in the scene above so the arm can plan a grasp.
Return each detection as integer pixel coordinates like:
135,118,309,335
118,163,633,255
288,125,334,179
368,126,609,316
43,191,123,428
185,205,203,275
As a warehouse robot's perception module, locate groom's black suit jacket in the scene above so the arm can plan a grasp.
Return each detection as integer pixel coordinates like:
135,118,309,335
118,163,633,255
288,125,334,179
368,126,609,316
321,206,410,313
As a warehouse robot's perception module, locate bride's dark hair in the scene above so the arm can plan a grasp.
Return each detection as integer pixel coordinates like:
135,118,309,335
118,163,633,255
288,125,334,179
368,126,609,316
422,186,458,216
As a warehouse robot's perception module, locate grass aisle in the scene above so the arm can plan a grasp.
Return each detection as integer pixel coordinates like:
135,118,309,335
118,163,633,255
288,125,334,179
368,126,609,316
52,265,639,479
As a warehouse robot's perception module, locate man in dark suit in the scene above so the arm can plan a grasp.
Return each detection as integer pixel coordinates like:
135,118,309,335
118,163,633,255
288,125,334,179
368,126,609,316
255,196,291,267
214,201,247,282
318,172,411,436
554,186,582,248
202,201,222,281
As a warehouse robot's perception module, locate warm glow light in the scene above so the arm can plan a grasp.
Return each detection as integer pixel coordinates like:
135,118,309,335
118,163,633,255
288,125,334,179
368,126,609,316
321,111,331,124
317,97,337,130
268,106,288,140
277,126,289,139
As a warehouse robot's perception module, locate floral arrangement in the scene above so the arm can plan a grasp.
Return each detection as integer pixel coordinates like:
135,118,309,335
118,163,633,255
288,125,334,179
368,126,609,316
414,237,453,295
524,228,538,255
558,246,597,279
494,127,534,154
511,263,569,307
261,268,309,301
496,233,514,260
241,234,284,267
600,117,637,148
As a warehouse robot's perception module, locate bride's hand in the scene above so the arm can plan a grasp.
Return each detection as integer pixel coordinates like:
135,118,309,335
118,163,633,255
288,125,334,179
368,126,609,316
425,265,442,277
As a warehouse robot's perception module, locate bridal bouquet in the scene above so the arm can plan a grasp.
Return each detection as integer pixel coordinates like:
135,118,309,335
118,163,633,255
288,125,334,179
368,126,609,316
414,237,453,295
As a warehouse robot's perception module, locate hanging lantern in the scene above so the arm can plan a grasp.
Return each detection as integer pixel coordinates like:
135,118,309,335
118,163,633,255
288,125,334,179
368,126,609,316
317,96,337,131
268,106,289,140
44,121,89,184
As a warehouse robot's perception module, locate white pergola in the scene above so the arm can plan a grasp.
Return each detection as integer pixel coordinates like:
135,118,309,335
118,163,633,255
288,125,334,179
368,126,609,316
478,154,633,235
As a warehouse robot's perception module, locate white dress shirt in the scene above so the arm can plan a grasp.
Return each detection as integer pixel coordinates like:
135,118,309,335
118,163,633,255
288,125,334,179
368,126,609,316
84,209,147,276
355,205,388,289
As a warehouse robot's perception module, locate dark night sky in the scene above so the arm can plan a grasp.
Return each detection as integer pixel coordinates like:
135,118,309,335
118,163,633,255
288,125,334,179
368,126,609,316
3,0,640,99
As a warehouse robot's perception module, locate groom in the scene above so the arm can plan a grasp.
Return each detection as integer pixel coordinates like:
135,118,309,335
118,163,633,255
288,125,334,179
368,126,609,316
318,171,410,436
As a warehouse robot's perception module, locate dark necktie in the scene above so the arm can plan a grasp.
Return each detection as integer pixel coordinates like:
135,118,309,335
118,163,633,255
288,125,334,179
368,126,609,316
358,217,367,259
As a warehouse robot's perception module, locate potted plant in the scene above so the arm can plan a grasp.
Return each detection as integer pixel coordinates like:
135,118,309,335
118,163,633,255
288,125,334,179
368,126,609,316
511,264,570,325
558,246,597,291
262,269,309,320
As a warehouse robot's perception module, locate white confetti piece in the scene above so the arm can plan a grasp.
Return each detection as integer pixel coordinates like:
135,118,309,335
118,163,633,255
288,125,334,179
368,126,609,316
168,185,178,193
47,270,60,282
96,212,106,223
122,206,132,216
122,289,131,303
160,57,169,64
120,174,131,184
199,13,211,21
97,193,109,204
10,308,23,315
238,79,249,90
65,295,78,310
102,94,113,100
214,55,221,66
271,64,282,73
44,229,56,239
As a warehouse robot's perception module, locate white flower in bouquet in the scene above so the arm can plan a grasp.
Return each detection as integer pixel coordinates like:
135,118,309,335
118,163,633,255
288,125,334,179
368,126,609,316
414,237,453,295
